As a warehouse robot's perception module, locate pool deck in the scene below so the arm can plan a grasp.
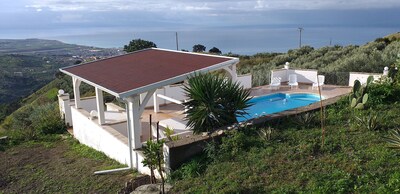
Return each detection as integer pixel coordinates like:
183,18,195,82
96,83,352,145
142,83,352,125
162,83,352,149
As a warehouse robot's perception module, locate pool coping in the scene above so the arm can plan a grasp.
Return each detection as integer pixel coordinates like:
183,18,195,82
247,92,349,125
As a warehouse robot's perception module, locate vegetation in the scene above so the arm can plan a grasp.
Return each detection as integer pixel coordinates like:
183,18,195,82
0,135,135,193
209,47,222,54
192,44,206,53
1,33,400,193
350,76,373,109
0,39,122,121
142,139,166,193
0,71,133,193
123,39,157,52
171,56,400,192
183,73,252,134
236,34,400,87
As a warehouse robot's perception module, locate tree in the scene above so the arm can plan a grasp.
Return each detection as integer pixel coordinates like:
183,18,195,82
192,44,206,53
123,39,157,52
183,73,252,134
142,139,165,193
209,47,222,54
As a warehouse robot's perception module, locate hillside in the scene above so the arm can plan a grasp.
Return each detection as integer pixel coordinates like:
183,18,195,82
385,32,400,40
237,32,400,86
0,38,123,107
1,33,400,193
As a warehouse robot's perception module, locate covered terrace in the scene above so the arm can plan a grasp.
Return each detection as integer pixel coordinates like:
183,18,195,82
58,48,239,171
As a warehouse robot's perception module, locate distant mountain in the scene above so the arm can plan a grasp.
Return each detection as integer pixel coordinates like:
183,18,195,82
0,39,76,54
0,38,123,56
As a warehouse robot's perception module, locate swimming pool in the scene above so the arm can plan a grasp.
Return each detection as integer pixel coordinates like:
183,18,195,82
237,93,322,122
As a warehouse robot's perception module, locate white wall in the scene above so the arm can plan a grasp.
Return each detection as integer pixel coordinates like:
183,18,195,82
237,74,252,89
293,69,318,83
271,69,287,82
70,106,162,177
58,94,72,126
349,72,382,86
71,107,130,165
271,69,318,84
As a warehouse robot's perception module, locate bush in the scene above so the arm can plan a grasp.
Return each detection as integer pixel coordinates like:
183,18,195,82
30,103,66,135
0,102,66,142
368,82,400,106
218,127,263,160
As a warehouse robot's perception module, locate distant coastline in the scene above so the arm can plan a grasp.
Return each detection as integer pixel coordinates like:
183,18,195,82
0,26,398,55
45,27,399,55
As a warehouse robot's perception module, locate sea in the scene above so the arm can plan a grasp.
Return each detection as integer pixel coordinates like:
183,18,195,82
15,27,400,55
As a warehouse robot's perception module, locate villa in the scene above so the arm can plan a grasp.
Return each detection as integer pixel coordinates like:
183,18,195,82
57,48,384,176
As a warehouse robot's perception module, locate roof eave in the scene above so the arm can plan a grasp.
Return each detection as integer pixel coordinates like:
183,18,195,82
59,68,121,97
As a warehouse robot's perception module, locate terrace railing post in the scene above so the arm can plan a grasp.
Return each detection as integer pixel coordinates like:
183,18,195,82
72,77,81,109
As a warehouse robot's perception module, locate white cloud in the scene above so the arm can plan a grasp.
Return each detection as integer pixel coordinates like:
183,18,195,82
25,0,400,13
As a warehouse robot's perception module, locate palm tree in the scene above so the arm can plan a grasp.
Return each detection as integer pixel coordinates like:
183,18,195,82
183,73,252,134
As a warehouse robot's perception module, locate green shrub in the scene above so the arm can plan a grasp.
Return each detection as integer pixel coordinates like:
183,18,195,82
0,102,66,142
218,128,264,159
170,155,207,180
30,103,66,135
368,82,400,106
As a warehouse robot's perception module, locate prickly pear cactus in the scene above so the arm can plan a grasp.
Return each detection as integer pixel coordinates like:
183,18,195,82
350,76,373,109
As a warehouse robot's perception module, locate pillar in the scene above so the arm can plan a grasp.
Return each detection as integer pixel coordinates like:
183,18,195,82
95,87,105,125
127,95,142,149
153,90,160,113
72,77,81,109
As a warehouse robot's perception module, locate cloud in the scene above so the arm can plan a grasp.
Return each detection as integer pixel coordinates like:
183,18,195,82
25,0,400,13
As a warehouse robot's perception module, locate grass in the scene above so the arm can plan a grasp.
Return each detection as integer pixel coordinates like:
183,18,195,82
171,99,400,193
0,134,136,193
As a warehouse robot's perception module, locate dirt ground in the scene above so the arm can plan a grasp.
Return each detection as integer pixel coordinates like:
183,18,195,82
0,137,135,193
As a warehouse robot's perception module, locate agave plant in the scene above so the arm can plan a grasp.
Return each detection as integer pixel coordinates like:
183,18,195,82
183,73,253,134
292,111,317,129
383,129,400,150
354,112,380,131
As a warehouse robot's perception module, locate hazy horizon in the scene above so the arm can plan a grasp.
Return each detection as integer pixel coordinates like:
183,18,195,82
1,0,399,54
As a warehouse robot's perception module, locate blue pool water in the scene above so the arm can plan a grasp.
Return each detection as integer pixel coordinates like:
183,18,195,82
237,93,322,122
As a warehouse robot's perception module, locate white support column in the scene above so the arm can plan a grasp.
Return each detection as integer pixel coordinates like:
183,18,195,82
127,95,142,149
139,89,156,115
153,90,160,113
223,63,238,82
72,77,81,108
125,89,157,149
95,87,105,125
231,63,238,82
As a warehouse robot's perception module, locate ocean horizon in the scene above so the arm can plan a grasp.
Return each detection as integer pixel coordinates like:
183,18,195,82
4,26,399,55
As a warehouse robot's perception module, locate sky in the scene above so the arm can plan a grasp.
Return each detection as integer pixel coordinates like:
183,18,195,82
0,0,399,53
